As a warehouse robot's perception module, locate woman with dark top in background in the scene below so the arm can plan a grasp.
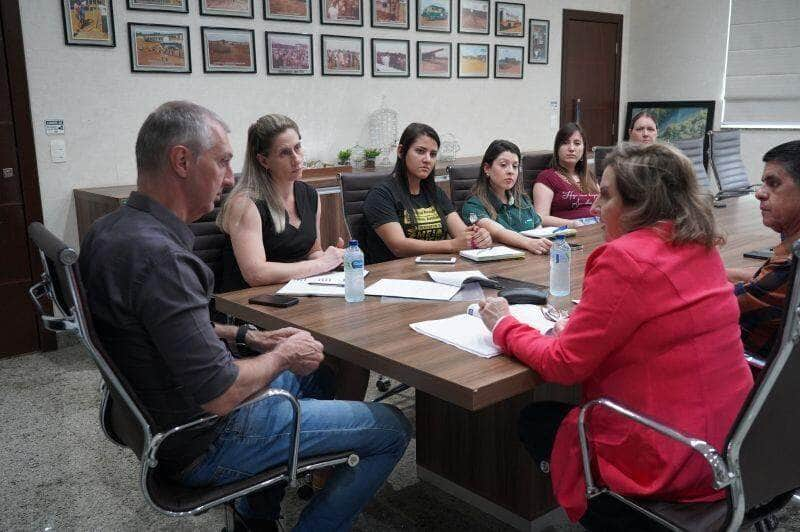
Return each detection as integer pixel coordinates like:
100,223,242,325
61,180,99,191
363,122,492,263
533,122,599,228
217,114,367,400
627,110,658,145
461,139,551,255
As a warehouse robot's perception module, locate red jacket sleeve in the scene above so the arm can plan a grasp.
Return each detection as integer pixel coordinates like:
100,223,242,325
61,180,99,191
493,243,645,385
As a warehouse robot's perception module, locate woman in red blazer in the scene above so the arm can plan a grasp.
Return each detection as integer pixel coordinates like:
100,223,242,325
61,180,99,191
480,143,753,526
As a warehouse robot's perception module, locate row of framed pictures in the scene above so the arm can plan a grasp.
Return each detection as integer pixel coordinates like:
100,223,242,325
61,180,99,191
127,23,527,78
64,0,549,48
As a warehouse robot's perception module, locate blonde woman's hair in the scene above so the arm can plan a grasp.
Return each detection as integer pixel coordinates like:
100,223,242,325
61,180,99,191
605,142,723,248
218,114,299,234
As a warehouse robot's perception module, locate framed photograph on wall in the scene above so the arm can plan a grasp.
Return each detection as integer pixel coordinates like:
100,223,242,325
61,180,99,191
127,0,189,12
264,0,311,21
371,38,410,77
417,41,451,78
494,44,522,78
457,42,488,78
128,23,191,73
320,0,363,25
201,27,256,73
62,0,115,47
266,32,314,75
416,0,451,33
371,0,409,29
457,0,488,35
624,100,716,167
527,18,549,64
495,2,524,37
321,34,363,76
200,0,254,17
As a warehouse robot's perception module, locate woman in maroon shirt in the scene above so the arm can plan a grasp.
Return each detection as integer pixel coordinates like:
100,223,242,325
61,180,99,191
480,143,753,526
533,122,599,227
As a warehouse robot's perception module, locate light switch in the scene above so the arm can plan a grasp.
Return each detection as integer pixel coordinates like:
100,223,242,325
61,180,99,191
50,139,66,163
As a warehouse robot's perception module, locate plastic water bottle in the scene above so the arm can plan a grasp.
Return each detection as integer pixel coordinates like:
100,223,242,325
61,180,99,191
344,239,365,303
549,236,571,297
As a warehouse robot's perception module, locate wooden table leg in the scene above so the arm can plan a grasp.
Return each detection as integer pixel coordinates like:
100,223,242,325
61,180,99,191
415,383,580,527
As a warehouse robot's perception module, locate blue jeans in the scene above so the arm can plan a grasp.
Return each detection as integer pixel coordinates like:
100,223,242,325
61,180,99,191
181,370,411,531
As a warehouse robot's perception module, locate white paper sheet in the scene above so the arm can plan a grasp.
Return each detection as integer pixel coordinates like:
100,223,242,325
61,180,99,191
427,270,489,287
459,246,525,262
303,270,369,286
276,279,345,297
364,279,460,301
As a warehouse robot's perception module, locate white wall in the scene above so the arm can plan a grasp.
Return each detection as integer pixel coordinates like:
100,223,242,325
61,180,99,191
626,0,797,185
22,0,629,247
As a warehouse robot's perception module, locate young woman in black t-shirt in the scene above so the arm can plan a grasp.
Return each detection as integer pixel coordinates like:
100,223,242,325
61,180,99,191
363,122,492,263
218,114,345,290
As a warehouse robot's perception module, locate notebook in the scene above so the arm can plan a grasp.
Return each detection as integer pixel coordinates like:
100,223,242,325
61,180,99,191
409,304,554,358
459,246,525,262
277,279,345,297
427,270,501,289
520,227,578,239
363,279,460,301
303,270,369,286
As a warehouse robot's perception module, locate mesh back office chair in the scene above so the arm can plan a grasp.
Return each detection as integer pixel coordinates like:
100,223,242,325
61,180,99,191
446,163,480,216
578,241,800,531
709,130,757,198
26,222,358,523
592,146,614,181
671,137,715,192
338,171,409,401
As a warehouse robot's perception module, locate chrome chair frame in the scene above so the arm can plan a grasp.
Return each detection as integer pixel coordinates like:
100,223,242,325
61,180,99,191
576,240,800,531
27,222,358,518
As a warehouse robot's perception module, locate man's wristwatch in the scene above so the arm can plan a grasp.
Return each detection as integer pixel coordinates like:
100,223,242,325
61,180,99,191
235,323,257,350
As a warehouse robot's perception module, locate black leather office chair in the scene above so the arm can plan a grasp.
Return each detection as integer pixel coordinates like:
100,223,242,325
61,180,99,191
338,171,409,401
578,241,800,531
520,151,552,195
592,146,614,182
27,222,358,524
671,137,715,192
446,163,480,216
709,130,757,199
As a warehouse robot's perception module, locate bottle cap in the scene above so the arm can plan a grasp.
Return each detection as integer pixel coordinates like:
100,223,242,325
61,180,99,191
349,239,358,247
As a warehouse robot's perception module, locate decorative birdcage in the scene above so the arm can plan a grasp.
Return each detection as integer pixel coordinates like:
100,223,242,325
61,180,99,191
349,143,366,169
367,96,399,166
439,132,461,163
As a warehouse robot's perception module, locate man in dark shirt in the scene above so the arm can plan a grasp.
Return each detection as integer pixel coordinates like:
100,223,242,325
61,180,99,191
80,101,411,530
726,140,800,359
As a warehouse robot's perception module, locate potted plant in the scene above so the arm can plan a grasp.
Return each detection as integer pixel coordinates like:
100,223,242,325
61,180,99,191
363,148,381,170
337,149,352,166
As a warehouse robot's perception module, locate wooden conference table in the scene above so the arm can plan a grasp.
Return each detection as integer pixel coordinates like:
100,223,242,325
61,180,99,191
215,195,775,529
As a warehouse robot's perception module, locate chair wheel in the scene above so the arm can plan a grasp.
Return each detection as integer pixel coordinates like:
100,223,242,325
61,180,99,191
376,379,391,392
297,484,315,500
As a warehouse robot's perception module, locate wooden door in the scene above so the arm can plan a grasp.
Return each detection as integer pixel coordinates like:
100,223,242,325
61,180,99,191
0,1,51,357
560,9,623,148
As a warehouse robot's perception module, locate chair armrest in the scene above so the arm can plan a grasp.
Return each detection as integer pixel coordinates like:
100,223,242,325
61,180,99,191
147,387,302,485
744,353,766,370
577,398,733,498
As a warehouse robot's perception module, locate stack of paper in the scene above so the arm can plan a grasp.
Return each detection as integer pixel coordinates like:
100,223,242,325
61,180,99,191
459,246,525,262
409,304,554,358
521,227,577,239
303,270,369,286
277,279,344,297
364,279,460,301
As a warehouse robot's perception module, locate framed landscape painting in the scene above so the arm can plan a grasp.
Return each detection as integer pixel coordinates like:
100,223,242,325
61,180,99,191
201,27,256,73
494,44,522,79
128,23,191,73
528,18,549,64
62,0,115,46
321,34,363,76
417,41,451,78
371,0,409,29
200,0,254,17
457,42,488,78
371,38,410,77
264,0,311,21
266,32,314,75
416,0,451,32
495,1,523,37
457,0,488,34
625,100,716,166
127,0,188,12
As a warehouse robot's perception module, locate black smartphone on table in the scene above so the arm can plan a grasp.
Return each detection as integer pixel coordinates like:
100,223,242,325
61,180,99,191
248,294,299,308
